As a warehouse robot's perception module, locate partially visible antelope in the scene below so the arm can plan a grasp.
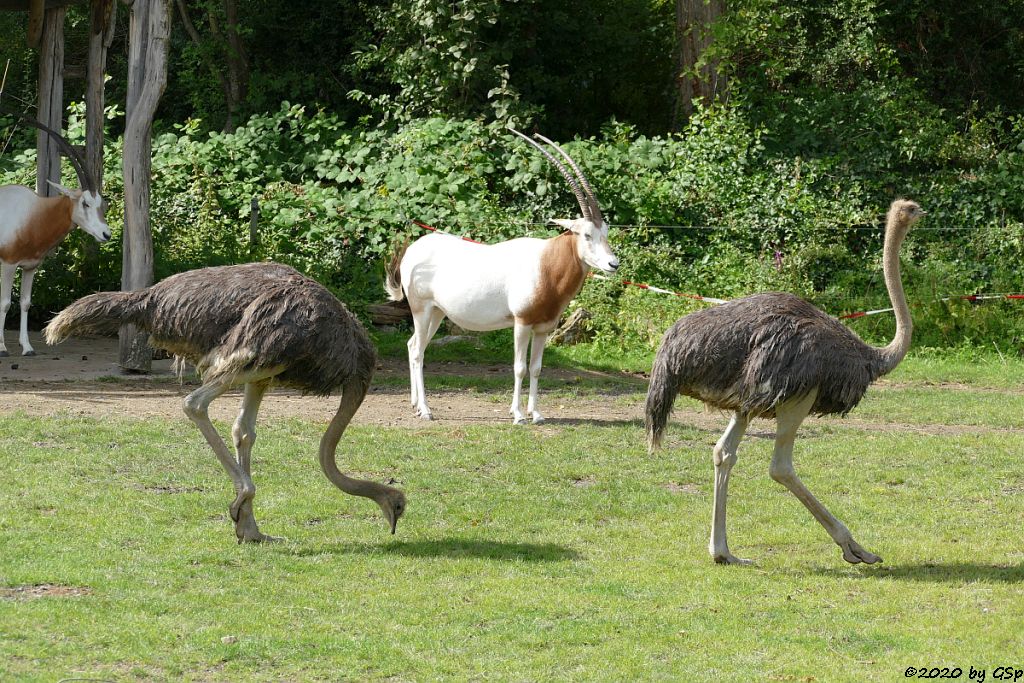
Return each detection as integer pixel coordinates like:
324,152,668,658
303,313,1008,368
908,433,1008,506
385,129,618,424
0,117,110,356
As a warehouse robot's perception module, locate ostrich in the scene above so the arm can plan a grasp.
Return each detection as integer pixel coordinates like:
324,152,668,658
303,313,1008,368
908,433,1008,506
645,199,925,565
44,262,405,543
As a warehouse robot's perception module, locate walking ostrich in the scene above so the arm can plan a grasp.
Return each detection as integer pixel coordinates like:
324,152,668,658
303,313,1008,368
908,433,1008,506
645,199,925,565
44,263,405,543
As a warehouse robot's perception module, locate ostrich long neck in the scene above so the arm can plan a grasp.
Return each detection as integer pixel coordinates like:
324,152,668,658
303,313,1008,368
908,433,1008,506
318,388,385,499
874,216,912,376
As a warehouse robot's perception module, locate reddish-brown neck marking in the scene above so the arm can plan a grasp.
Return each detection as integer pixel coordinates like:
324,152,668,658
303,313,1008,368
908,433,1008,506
517,231,587,327
0,195,74,265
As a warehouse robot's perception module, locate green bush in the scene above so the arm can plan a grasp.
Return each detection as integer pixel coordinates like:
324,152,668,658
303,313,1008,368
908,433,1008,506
2,102,1023,353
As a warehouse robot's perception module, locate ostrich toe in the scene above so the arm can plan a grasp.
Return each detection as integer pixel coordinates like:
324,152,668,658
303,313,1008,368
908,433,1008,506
840,539,882,564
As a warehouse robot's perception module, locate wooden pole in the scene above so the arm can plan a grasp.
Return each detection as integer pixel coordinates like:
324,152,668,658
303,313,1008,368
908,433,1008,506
35,5,64,197
119,0,170,372
26,0,45,48
85,0,115,191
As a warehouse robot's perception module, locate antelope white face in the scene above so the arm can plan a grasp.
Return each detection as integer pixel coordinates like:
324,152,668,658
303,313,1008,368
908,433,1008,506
50,183,111,242
554,218,619,273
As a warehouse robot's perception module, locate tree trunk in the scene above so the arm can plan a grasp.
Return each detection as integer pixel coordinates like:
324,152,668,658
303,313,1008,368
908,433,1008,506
119,0,170,373
35,5,64,197
673,0,726,128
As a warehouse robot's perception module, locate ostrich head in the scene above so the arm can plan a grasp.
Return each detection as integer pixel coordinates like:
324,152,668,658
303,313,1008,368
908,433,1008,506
887,199,926,236
374,487,407,534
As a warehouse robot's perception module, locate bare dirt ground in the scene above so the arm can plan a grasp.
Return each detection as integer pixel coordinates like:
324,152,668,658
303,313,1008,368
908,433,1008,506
0,332,648,427
1,332,1014,440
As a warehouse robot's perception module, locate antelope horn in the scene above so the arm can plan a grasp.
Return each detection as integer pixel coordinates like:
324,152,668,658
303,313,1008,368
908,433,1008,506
533,132,602,222
508,127,592,221
1,107,94,192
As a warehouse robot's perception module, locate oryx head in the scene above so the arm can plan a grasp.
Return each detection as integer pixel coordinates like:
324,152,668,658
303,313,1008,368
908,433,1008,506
509,128,619,273
48,181,110,243
19,113,111,243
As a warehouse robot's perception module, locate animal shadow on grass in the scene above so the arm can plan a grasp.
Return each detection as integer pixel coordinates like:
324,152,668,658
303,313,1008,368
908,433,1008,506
285,537,580,562
813,562,1024,584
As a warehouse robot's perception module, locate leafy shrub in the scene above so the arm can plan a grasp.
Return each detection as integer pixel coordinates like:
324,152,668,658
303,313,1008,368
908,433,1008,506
2,101,1023,354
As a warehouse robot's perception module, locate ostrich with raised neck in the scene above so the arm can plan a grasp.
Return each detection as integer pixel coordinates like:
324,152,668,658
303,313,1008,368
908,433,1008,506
45,263,405,543
645,199,925,565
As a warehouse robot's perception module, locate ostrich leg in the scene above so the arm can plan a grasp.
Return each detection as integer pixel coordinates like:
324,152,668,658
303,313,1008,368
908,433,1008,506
709,411,749,564
768,390,882,565
230,379,282,542
183,368,281,543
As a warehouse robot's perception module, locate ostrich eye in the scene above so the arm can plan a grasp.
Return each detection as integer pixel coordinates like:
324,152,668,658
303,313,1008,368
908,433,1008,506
584,234,593,241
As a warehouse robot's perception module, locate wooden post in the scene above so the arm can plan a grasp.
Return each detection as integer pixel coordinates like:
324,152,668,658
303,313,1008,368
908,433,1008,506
35,5,65,197
119,0,170,372
26,0,44,48
85,0,115,191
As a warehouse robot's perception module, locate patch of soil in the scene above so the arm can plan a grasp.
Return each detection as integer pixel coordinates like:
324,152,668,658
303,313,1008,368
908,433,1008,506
0,584,92,600
0,332,1016,438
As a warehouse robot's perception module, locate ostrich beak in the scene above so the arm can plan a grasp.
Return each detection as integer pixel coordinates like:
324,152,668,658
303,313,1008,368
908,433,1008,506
378,500,400,535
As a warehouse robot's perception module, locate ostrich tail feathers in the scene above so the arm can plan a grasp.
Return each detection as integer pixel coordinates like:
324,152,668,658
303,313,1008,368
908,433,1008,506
644,350,677,452
44,291,147,345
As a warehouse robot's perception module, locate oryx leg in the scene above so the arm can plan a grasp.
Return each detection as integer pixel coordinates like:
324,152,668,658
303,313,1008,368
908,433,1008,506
769,390,881,565
525,330,549,424
509,321,532,424
408,305,444,419
231,379,276,542
709,411,750,565
0,262,15,357
18,267,36,355
183,367,282,543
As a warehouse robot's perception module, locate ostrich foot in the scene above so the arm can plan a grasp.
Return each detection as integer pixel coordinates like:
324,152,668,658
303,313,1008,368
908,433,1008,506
234,503,283,544
531,412,545,425
22,349,35,357
0,350,8,357
712,552,754,566
237,530,284,544
414,406,433,420
839,539,882,564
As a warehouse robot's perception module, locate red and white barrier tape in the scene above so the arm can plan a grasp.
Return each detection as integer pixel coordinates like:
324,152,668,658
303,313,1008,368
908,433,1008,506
411,220,484,244
839,294,1024,320
589,273,729,304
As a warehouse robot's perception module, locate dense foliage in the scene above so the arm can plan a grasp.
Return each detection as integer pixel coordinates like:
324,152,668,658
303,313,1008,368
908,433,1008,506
0,1,1023,353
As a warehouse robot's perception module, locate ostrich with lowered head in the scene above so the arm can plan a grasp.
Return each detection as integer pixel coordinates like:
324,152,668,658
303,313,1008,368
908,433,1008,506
45,263,405,543
645,199,925,565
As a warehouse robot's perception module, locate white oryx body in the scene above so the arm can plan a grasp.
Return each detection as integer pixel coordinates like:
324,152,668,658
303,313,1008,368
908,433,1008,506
401,234,563,331
0,183,110,356
386,130,618,424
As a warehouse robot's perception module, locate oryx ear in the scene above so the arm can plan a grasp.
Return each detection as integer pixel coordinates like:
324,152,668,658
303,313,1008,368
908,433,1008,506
46,180,77,198
551,218,580,234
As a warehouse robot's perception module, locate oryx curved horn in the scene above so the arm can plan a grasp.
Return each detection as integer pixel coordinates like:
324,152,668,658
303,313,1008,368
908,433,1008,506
533,132,602,222
1,108,93,192
508,127,593,221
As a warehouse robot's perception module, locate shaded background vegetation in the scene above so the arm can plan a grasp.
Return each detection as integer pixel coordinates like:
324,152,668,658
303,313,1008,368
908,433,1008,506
0,0,1023,352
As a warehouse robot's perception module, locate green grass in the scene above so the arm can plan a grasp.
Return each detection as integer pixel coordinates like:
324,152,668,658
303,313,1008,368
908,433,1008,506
2,354,1024,681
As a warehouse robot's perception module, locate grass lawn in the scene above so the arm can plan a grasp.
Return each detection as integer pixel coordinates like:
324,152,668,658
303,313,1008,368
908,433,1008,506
1,348,1023,681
